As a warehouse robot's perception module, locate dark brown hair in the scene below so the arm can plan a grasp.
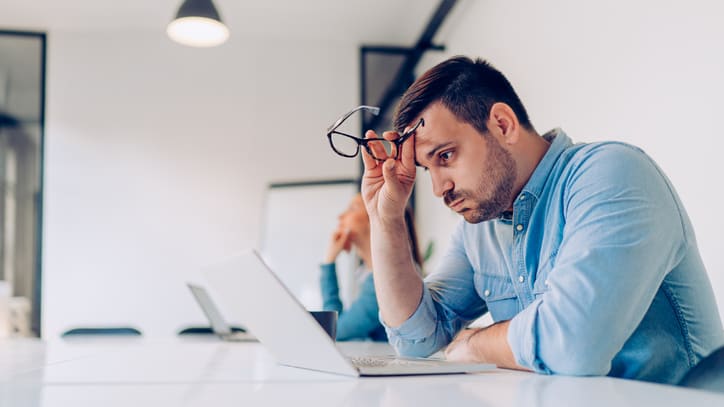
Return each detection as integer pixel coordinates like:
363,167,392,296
393,56,534,135
404,206,423,270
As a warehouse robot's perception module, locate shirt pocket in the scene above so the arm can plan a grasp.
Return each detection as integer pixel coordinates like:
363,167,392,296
476,273,519,322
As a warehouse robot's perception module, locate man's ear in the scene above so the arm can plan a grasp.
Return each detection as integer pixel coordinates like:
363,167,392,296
489,103,520,145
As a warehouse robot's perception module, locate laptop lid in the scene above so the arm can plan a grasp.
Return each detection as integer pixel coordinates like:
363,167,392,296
187,283,233,336
203,249,359,376
202,249,495,377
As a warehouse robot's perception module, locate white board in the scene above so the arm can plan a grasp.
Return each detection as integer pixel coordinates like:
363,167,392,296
260,180,359,310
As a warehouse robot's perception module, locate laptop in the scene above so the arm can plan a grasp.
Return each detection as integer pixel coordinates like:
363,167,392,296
187,283,257,342
201,249,495,377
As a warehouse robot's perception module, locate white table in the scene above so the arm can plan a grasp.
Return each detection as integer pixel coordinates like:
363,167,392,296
2,337,723,406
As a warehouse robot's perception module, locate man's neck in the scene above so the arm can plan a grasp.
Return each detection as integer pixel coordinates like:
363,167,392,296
511,130,551,199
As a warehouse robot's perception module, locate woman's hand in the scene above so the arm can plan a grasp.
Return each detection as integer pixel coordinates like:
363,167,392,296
324,227,351,264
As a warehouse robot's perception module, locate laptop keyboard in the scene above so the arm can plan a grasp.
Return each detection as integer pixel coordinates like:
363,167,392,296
349,356,442,368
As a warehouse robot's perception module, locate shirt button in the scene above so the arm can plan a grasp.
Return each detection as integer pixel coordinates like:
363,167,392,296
484,289,491,297
545,279,550,287
519,194,526,200
516,224,524,232
518,275,525,283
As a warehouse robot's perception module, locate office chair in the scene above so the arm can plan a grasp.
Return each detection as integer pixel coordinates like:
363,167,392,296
177,326,245,335
61,327,142,337
678,345,724,393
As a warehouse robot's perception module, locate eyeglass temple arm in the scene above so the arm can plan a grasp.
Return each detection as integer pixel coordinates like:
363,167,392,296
330,105,381,131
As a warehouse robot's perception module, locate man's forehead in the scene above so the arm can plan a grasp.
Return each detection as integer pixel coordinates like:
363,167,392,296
413,128,447,166
413,126,433,150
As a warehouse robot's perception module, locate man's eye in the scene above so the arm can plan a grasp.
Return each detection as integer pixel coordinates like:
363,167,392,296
440,151,453,161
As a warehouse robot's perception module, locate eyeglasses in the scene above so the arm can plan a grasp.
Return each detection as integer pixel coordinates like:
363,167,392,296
326,105,424,161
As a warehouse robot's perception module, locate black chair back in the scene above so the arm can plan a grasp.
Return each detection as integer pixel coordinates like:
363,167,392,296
61,327,142,337
177,326,246,335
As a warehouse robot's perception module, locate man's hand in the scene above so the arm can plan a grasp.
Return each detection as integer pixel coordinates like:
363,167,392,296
359,127,423,327
360,130,416,222
444,321,529,371
444,328,483,363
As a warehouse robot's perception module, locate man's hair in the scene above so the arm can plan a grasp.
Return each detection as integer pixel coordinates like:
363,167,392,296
393,56,533,134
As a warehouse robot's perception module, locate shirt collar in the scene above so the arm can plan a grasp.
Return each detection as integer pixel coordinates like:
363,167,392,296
519,128,572,201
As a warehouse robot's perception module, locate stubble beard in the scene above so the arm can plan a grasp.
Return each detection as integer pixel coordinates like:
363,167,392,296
447,138,517,224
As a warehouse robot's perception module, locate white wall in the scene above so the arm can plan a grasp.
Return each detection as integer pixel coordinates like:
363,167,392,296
36,0,724,337
415,0,724,322
42,30,359,338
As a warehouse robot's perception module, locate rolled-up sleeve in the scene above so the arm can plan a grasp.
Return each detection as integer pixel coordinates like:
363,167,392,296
508,144,687,375
384,288,444,357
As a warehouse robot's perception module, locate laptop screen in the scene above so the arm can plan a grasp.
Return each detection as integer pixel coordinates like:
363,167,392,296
187,284,232,336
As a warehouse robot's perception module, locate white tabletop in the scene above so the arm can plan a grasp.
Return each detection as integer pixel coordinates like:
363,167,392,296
2,337,723,407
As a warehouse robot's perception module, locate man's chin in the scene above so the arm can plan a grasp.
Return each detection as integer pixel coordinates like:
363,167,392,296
460,208,500,224
461,210,486,224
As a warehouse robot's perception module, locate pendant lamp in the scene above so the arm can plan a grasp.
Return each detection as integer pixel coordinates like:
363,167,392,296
167,0,229,47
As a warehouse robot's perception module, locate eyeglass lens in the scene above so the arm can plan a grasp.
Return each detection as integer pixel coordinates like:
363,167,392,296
365,139,396,160
330,133,361,157
328,107,422,161
329,133,396,160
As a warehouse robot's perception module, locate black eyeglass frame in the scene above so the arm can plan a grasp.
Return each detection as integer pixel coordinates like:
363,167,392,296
326,105,424,162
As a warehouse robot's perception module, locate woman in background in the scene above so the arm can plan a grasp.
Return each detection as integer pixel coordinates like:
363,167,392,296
320,193,422,341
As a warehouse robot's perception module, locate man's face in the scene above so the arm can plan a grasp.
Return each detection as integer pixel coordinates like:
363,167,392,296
413,103,517,223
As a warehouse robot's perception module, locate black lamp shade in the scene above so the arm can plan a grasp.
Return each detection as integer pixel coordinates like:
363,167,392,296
174,0,224,23
167,0,229,47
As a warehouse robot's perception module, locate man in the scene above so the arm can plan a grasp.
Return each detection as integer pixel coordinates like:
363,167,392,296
360,56,723,384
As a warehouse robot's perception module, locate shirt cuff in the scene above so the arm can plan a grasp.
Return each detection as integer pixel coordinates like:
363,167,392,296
508,298,551,374
319,262,336,275
381,287,437,342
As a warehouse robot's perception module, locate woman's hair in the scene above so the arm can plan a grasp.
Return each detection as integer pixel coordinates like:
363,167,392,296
404,205,424,269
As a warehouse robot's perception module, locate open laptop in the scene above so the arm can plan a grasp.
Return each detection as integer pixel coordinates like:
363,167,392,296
202,249,495,377
187,283,257,342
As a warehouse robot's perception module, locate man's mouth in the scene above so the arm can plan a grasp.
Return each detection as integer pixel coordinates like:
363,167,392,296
448,198,465,211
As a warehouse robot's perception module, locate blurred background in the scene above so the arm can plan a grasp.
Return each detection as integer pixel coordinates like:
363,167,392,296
0,0,722,339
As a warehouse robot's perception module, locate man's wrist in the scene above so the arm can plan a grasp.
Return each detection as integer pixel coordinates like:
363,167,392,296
369,213,406,230
467,327,488,362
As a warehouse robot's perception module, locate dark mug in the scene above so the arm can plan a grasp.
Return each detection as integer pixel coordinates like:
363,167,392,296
309,310,337,340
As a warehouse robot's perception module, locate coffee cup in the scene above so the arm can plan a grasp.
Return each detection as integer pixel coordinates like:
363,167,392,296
309,310,337,340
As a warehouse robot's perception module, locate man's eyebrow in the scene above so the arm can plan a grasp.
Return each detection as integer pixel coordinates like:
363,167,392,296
415,142,453,168
424,142,453,161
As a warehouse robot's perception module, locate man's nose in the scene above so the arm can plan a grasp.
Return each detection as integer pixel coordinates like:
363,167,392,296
431,172,453,198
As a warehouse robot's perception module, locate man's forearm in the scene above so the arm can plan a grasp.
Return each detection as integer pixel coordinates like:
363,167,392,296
469,321,528,370
370,217,423,327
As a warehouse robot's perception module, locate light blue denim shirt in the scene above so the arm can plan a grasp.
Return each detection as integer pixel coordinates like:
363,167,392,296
385,129,724,384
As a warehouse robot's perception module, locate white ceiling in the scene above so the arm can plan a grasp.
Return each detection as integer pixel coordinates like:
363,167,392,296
1,0,455,124
0,0,445,44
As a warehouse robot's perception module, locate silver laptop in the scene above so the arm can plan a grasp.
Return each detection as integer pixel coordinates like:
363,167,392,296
202,249,495,377
187,283,257,342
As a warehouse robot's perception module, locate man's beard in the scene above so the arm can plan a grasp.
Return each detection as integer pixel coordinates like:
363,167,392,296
444,138,517,224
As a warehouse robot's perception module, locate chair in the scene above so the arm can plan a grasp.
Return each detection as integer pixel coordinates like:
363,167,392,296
177,326,246,335
61,327,142,337
678,345,724,393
